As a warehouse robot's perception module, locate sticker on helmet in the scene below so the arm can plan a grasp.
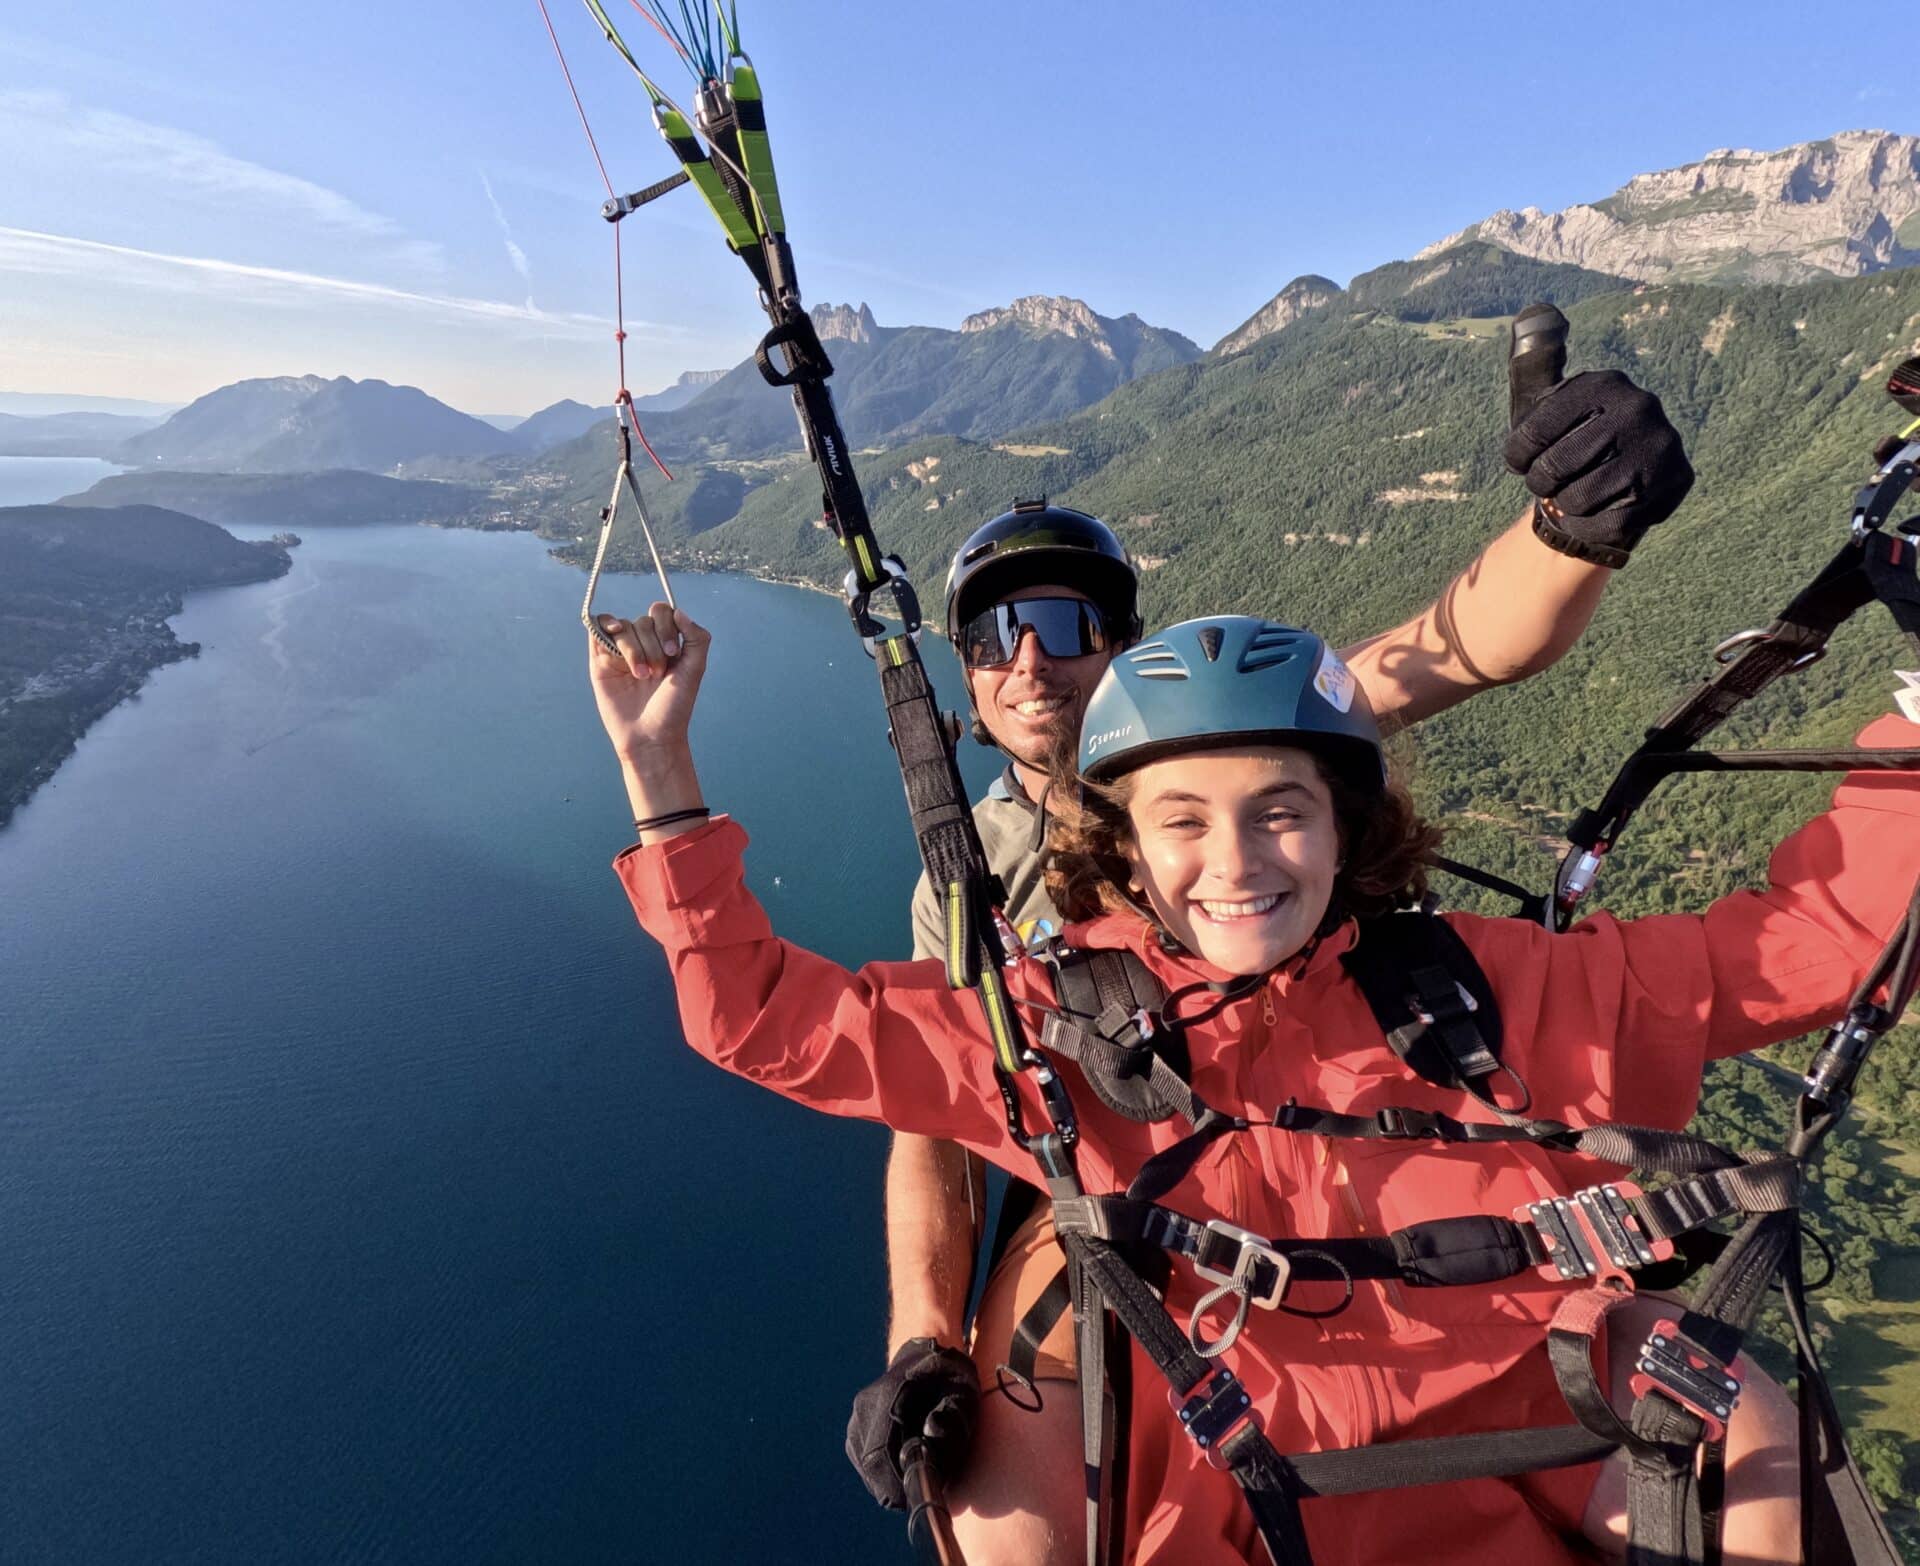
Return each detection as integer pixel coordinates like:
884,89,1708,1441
1314,649,1357,714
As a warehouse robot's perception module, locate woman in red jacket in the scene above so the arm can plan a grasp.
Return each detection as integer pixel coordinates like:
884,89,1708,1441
592,604,1913,1565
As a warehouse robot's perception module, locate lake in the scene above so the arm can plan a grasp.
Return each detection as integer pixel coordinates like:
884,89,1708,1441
0,454,126,507
0,522,1001,1563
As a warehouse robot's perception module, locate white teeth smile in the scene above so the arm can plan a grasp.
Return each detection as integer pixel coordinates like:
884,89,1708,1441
1012,696,1069,717
1195,895,1282,921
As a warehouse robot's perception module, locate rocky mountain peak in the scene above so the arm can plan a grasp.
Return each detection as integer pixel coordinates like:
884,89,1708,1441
961,295,1112,343
1213,274,1344,355
1420,130,1920,284
811,302,880,343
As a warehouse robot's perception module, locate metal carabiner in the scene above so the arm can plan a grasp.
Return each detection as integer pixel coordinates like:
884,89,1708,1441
844,555,923,655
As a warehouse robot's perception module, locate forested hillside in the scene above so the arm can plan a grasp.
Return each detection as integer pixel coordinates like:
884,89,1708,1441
0,506,290,828
559,266,1920,1537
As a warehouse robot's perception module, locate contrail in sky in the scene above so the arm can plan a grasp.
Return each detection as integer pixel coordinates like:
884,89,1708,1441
0,225,639,334
479,171,535,309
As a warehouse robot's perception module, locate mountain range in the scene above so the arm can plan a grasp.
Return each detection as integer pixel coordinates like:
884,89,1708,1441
58,131,1920,488
617,296,1202,464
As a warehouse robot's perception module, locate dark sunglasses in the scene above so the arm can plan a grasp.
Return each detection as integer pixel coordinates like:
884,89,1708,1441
959,596,1111,670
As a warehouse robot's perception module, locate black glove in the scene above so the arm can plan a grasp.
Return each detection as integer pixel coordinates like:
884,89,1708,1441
1503,370,1694,568
845,1338,981,1511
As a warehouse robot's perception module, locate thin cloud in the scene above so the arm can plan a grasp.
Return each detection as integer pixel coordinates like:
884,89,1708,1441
480,170,535,309
0,88,434,260
0,225,636,336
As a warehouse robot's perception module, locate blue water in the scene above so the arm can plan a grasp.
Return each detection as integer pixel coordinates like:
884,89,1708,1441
0,524,999,1563
0,454,125,506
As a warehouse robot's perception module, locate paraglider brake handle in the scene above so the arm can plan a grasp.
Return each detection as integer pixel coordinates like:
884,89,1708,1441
845,555,922,653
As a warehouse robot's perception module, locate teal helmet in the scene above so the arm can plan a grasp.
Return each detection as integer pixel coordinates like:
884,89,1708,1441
1077,617,1385,792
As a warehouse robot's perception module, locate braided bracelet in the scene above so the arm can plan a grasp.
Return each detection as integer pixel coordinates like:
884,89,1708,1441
634,807,711,834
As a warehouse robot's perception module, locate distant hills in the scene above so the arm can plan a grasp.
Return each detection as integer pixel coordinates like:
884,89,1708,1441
117,375,519,473
508,399,603,452
630,368,728,413
83,295,1195,483
0,409,163,457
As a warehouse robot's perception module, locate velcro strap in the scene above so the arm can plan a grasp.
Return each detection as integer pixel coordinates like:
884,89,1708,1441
1391,1215,1537,1286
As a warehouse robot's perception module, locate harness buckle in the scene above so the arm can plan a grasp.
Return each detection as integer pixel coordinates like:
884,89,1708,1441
1517,1182,1673,1292
1187,1219,1290,1358
1410,981,1478,1028
1374,1106,1442,1139
1193,1218,1291,1310
1629,1318,1743,1443
1169,1366,1263,1471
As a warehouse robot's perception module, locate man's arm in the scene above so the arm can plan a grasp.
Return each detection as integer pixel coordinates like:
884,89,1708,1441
1345,351,1695,728
1339,506,1610,729
884,1133,984,1352
884,874,987,1352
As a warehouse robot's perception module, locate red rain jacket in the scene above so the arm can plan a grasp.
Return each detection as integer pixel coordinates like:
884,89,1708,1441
617,716,1920,1563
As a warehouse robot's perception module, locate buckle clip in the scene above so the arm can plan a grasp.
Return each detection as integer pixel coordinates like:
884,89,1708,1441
1169,1366,1263,1470
1188,1219,1290,1358
1517,1181,1673,1292
1374,1106,1440,1139
1193,1218,1290,1310
1629,1318,1743,1443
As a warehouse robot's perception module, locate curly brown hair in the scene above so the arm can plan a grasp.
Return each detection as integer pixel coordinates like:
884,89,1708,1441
1043,739,1442,929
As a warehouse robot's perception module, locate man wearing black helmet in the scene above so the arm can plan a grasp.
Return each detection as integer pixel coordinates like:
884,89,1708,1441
847,364,1695,1555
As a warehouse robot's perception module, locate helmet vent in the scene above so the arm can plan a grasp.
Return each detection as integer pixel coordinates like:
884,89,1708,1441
1238,624,1307,673
1196,625,1224,663
1124,640,1189,680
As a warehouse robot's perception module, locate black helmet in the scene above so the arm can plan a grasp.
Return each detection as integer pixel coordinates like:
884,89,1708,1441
943,500,1142,647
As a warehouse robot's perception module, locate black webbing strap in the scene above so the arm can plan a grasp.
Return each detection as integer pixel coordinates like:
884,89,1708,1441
1565,527,1920,872
678,86,1020,1089
1058,1229,1317,1566
1428,854,1550,923
1029,1142,1316,1566
1777,1249,1906,1565
1339,910,1506,1099
1069,1247,1120,1566
1280,1424,1619,1498
1052,1195,1541,1297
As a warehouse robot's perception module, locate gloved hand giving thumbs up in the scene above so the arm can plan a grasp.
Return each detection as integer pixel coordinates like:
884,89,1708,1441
1503,302,1694,569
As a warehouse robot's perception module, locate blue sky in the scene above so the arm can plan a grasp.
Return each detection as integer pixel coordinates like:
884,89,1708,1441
0,1,1907,416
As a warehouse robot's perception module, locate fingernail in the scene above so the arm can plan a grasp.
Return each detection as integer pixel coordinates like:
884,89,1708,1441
664,636,682,656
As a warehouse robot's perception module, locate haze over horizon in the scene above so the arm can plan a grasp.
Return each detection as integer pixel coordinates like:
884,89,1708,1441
2,0,1908,416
